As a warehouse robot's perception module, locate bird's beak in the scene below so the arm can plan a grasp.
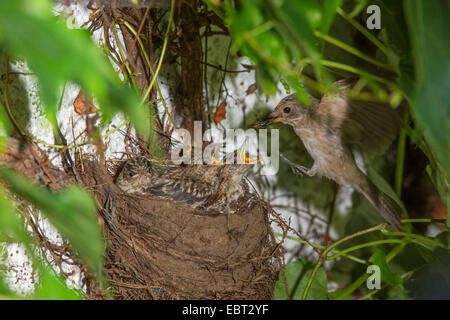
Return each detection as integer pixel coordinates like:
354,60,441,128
239,147,260,164
253,115,284,128
214,138,260,165
210,153,222,165
235,137,260,164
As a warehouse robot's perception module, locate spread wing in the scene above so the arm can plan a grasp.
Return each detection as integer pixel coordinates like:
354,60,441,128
315,80,400,155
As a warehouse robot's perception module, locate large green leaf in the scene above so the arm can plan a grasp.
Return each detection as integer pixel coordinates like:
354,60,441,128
0,0,149,135
0,101,12,146
0,168,104,277
403,1,449,173
0,195,82,299
319,0,342,35
403,0,449,225
32,267,82,300
274,259,328,300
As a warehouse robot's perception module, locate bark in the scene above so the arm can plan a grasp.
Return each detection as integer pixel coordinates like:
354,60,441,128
174,0,205,137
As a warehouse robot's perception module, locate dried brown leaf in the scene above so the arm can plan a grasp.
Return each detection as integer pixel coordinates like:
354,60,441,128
74,90,97,114
246,83,257,96
212,101,227,125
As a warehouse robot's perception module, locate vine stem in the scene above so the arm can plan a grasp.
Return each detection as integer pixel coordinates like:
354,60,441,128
279,217,448,298
337,8,389,56
275,232,368,265
118,6,150,74
121,19,178,131
141,0,175,104
325,239,406,260
301,223,387,300
313,30,396,72
318,60,397,87
110,21,139,94
302,217,449,300
2,60,66,149
382,231,448,249
242,32,400,103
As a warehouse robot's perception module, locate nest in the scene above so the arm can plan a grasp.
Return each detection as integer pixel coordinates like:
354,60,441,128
1,138,284,299
76,159,282,300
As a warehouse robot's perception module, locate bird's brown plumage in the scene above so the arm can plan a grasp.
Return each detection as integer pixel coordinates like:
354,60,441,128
254,80,403,230
115,147,255,213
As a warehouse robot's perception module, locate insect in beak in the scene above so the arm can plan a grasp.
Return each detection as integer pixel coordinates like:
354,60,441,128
253,115,284,128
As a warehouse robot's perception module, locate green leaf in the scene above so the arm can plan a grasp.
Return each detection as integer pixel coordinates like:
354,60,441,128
0,168,104,277
224,0,332,99
274,259,328,300
32,267,82,300
0,195,31,244
0,195,33,299
319,0,342,35
226,1,264,50
0,0,148,134
369,247,403,285
0,101,12,142
0,191,83,299
404,0,450,174
271,0,323,74
403,0,449,222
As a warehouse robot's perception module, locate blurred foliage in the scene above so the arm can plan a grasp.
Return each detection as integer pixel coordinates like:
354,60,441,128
0,169,104,277
224,0,328,104
214,0,450,300
212,0,449,220
0,0,150,136
0,0,447,300
403,0,449,171
0,0,135,298
405,1,449,228
0,195,82,299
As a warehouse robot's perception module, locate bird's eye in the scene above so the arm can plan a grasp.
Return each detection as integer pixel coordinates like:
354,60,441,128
129,171,136,177
283,107,291,114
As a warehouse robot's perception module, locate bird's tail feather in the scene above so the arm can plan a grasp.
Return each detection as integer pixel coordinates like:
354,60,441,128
356,180,403,231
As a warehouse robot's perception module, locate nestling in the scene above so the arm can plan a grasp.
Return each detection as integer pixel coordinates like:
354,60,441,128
254,80,404,230
115,143,257,213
